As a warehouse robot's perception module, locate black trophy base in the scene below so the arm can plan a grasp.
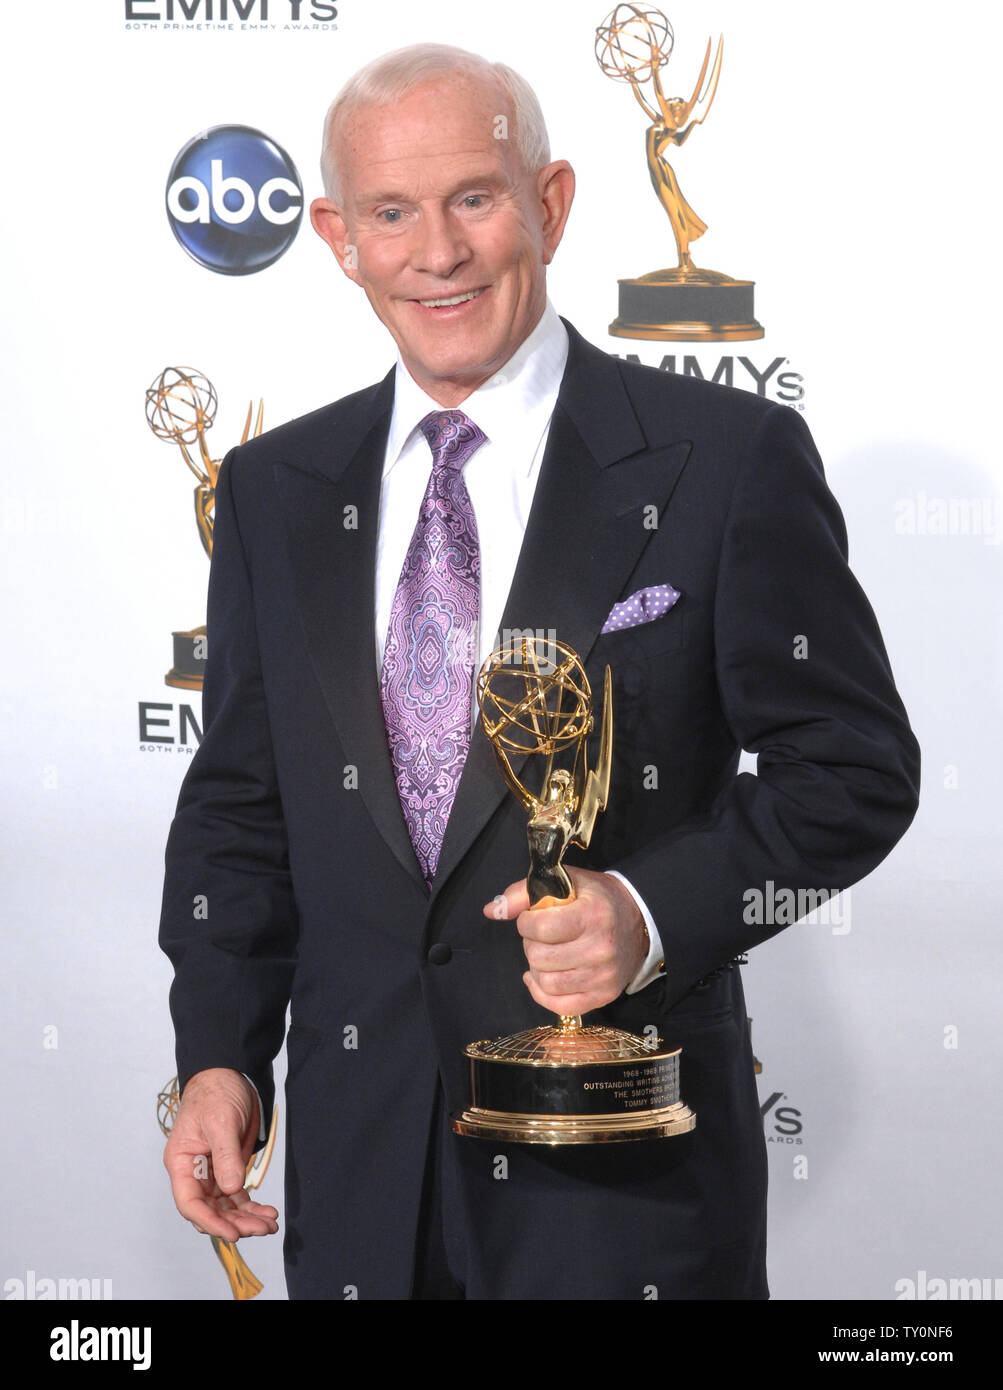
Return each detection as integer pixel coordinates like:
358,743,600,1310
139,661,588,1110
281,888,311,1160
610,266,764,342
452,1024,696,1145
165,624,207,691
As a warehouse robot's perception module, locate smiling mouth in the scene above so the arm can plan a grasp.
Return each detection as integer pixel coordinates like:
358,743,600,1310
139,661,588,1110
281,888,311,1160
416,288,485,308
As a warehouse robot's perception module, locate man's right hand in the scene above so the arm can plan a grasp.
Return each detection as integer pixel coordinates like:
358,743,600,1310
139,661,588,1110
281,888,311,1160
163,1067,279,1241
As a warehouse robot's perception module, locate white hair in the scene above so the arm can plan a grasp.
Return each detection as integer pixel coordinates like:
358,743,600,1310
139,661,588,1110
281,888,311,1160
319,43,551,201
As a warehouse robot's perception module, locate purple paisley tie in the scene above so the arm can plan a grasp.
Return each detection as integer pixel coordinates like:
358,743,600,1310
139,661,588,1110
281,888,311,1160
380,409,486,886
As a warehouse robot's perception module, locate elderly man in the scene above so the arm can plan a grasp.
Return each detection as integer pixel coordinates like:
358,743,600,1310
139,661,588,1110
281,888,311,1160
160,43,919,1300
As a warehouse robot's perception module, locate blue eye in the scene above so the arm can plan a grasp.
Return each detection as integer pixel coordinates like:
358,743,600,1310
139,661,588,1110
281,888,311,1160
379,208,403,223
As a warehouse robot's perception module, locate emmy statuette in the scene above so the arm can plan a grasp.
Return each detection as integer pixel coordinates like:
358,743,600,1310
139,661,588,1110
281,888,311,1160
144,366,263,690
595,4,764,341
452,637,696,1145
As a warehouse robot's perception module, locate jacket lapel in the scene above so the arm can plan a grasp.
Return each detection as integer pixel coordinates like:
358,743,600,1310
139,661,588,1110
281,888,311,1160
271,372,426,891
432,323,692,897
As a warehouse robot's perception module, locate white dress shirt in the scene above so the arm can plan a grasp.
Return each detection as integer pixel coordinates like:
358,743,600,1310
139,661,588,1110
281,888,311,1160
376,301,665,995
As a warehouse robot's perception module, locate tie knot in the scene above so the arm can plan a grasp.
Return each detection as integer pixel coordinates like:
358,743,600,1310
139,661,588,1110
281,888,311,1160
419,409,486,469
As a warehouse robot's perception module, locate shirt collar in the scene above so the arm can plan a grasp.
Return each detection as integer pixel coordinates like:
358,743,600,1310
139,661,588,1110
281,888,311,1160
383,300,569,478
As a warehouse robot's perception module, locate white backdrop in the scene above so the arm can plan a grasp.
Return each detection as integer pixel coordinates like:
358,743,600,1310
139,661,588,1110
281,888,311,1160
2,0,1000,1301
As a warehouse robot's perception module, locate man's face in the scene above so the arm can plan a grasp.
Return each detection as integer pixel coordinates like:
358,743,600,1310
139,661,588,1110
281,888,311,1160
310,75,574,405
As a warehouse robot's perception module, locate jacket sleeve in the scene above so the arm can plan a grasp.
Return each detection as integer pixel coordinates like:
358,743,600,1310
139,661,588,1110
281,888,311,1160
611,403,920,1005
158,448,297,1123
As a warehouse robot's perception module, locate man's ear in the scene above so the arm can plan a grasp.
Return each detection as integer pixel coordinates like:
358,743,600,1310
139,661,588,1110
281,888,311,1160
310,198,361,285
537,160,576,266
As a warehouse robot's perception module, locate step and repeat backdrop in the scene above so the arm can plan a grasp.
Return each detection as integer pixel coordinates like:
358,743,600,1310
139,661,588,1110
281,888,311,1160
2,0,999,1301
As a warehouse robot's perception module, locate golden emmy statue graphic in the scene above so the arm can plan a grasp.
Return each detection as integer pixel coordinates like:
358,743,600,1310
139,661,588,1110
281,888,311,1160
452,636,696,1144
595,4,764,341
145,366,263,690
157,1076,279,1300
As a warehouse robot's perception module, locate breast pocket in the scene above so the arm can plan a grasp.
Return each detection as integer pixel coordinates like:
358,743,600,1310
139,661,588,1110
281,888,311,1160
596,602,687,658
591,604,688,706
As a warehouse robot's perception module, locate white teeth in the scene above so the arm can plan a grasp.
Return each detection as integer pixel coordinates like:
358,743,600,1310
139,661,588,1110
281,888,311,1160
418,290,481,307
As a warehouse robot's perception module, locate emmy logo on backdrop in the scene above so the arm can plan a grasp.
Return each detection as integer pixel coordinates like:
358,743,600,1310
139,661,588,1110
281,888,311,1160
144,367,263,690
595,4,764,341
452,636,696,1144
157,1077,278,1300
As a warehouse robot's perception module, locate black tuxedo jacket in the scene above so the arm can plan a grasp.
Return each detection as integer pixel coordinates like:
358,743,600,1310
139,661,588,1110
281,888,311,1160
160,321,919,1299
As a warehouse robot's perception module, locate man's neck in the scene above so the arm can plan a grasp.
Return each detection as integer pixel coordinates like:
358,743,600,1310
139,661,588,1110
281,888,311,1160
398,305,549,407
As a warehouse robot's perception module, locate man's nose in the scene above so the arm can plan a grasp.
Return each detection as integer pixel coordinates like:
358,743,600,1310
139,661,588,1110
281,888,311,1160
411,206,471,279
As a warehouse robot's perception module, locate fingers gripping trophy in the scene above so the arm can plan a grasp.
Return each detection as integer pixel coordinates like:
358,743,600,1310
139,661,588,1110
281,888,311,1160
144,367,263,690
595,3,764,340
452,637,695,1144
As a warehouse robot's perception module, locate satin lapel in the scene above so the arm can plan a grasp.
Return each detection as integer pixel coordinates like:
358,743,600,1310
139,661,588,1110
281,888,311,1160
271,378,425,891
433,331,692,897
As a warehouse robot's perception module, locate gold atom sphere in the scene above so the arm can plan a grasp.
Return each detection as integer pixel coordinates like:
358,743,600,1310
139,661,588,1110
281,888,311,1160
145,366,218,445
478,640,593,757
595,3,674,83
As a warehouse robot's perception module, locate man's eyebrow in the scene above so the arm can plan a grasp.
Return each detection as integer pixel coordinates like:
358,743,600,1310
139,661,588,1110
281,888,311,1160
353,170,513,207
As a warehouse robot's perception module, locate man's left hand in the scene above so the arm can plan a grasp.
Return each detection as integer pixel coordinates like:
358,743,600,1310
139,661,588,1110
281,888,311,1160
482,867,648,1017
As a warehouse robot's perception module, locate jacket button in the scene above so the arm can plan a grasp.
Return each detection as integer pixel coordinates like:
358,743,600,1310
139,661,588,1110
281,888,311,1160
427,943,452,965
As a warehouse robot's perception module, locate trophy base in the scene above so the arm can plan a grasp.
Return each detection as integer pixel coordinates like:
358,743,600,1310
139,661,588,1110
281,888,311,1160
165,625,207,691
452,1023,696,1146
452,1103,696,1145
610,266,764,342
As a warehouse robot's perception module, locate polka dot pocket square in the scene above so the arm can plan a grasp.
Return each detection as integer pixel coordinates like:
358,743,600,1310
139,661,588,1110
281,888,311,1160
600,583,682,635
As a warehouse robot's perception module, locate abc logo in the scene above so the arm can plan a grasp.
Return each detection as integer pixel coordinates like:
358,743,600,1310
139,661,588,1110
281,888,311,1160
166,125,303,276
